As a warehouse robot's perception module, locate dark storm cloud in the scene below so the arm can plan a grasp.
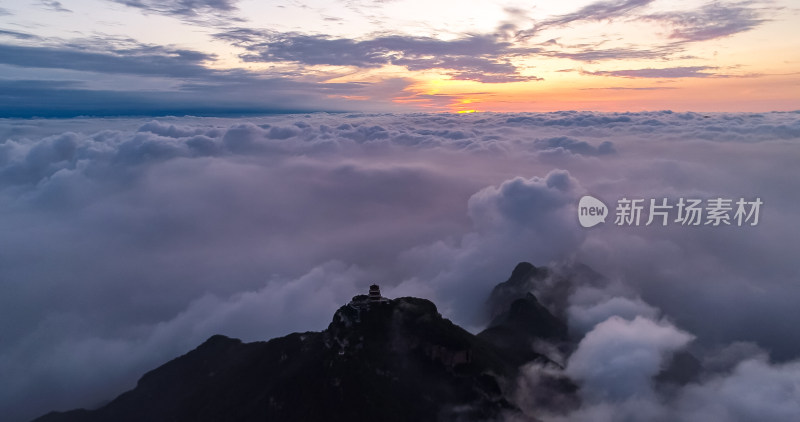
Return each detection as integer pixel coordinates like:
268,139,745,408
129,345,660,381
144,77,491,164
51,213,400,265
643,1,767,43
1,111,799,421
584,66,718,78
216,30,542,83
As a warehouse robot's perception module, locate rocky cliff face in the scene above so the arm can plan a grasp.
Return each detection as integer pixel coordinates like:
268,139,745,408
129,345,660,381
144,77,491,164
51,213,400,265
33,264,580,422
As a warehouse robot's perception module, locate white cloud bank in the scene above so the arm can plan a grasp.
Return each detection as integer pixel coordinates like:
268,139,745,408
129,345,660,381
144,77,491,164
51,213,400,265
0,110,798,421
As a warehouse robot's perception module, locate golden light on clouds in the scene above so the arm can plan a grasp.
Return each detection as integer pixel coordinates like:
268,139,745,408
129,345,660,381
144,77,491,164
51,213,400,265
0,0,798,113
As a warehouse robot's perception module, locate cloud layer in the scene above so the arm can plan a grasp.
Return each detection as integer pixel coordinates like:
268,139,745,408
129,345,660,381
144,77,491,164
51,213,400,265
0,110,799,420
215,30,541,83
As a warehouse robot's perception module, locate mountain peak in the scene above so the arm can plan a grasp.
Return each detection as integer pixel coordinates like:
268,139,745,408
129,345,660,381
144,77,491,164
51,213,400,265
32,268,581,422
486,261,550,318
35,301,522,422
511,261,536,278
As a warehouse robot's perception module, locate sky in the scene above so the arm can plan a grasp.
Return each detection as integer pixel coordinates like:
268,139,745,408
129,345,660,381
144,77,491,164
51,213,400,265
1,111,799,421
0,0,799,115
1,1,800,422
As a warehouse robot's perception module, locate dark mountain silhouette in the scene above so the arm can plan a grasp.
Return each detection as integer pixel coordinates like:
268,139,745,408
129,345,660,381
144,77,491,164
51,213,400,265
485,262,550,320
32,264,584,422
479,263,569,363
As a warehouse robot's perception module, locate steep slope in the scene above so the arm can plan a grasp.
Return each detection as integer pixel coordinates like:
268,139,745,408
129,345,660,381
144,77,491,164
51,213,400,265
485,262,550,320
478,292,568,363
479,263,569,362
34,298,521,422
34,263,590,422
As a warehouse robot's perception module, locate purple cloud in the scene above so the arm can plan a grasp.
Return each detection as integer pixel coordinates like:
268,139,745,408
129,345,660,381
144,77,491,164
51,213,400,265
643,2,767,43
543,0,655,27
39,0,71,13
111,0,239,20
583,66,718,78
215,30,542,83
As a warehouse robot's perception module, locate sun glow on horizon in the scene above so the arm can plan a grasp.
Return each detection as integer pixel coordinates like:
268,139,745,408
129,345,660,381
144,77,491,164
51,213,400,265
0,0,798,114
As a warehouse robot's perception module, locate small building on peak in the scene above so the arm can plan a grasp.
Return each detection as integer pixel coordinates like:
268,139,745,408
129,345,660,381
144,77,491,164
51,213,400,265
368,284,382,301
349,284,389,309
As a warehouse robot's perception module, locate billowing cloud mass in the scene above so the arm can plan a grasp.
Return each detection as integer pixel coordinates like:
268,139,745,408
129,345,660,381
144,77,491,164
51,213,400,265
540,289,800,422
565,316,694,401
1,111,799,421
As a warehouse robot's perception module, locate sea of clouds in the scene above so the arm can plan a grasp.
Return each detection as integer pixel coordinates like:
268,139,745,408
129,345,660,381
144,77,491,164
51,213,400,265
1,111,798,421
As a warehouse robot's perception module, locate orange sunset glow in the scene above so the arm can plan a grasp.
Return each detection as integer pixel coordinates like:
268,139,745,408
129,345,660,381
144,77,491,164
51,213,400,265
1,1,798,115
